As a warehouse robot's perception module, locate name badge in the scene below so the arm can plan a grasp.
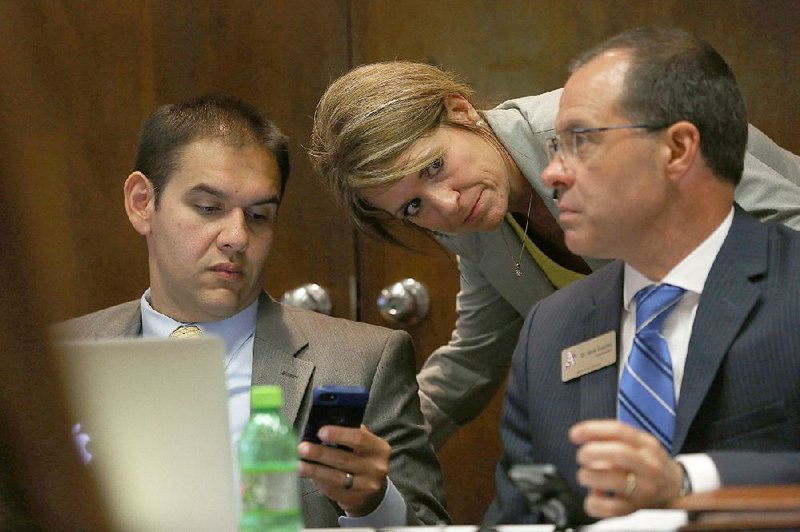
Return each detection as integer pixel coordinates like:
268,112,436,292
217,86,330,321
561,331,617,382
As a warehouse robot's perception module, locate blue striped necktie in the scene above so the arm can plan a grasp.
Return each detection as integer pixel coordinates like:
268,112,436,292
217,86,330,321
618,284,686,453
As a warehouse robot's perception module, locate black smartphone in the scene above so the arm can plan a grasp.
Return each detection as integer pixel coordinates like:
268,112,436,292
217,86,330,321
509,464,591,529
301,385,369,450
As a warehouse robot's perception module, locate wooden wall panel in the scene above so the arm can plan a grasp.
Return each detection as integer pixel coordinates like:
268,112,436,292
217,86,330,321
0,2,154,321
574,0,800,153
2,1,354,322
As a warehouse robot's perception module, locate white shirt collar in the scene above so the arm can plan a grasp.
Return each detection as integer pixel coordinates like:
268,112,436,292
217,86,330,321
623,208,734,310
140,288,259,353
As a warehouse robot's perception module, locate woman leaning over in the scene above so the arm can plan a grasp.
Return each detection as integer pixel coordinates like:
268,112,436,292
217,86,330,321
309,61,800,449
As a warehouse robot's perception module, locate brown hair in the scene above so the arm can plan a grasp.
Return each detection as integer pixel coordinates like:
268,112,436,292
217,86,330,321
134,93,290,205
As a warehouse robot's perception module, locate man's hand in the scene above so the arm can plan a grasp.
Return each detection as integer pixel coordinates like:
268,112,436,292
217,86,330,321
297,424,391,516
569,419,685,518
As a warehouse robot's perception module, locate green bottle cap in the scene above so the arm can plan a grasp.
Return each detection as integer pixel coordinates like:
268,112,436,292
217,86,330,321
250,385,282,409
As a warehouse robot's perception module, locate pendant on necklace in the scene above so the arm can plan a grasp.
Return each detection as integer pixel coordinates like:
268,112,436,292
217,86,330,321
514,263,523,277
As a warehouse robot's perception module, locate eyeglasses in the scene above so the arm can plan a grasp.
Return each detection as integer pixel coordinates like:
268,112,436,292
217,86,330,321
546,124,670,164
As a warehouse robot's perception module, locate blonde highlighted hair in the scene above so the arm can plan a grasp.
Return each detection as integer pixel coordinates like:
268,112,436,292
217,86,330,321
309,61,486,244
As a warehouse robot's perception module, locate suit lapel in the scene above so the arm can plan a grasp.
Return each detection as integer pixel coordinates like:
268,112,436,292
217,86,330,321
579,263,625,421
251,294,314,427
96,300,142,338
674,209,766,451
122,308,143,337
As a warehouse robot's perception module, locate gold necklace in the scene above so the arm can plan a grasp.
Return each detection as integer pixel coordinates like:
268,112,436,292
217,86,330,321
501,190,534,277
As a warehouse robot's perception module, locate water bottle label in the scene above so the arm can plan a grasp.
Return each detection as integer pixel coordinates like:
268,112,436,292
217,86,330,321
241,469,300,514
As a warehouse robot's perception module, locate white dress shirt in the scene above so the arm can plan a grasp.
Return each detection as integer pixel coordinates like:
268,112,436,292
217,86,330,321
620,208,734,493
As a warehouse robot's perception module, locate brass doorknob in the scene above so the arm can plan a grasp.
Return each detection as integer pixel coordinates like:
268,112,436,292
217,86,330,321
377,278,429,326
281,283,333,315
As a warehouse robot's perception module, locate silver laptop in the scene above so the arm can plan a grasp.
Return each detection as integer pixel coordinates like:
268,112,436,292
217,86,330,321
55,337,237,531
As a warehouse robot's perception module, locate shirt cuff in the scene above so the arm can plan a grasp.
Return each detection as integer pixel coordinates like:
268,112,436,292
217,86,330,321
676,453,721,493
338,477,406,528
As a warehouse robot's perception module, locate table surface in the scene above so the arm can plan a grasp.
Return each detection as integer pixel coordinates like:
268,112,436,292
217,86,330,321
305,509,689,531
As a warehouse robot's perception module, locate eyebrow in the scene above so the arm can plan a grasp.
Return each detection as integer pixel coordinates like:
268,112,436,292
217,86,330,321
554,120,584,134
363,177,413,218
188,183,280,206
390,149,445,217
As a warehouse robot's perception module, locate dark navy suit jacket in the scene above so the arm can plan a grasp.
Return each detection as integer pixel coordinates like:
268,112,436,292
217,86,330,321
486,207,800,525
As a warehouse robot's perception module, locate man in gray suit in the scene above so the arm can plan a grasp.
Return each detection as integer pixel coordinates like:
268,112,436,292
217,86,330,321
56,94,447,528
487,27,800,525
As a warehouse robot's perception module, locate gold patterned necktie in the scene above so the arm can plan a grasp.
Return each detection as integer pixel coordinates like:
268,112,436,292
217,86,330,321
169,324,203,338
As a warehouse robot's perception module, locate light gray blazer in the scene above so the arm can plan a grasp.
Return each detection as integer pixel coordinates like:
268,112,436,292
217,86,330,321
56,293,449,528
419,88,800,447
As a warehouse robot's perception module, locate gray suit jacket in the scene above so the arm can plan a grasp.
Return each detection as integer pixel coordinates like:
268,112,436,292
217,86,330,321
419,88,800,447
485,208,800,525
56,293,449,528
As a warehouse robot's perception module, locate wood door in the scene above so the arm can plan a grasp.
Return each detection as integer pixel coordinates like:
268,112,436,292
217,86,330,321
348,3,571,522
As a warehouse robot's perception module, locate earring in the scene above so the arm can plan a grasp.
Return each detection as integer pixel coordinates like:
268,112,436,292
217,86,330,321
476,119,486,127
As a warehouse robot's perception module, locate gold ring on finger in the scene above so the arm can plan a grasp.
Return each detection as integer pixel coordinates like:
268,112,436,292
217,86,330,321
623,472,637,497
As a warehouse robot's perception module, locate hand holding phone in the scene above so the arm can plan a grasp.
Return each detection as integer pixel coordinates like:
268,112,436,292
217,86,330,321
297,385,390,517
301,385,368,450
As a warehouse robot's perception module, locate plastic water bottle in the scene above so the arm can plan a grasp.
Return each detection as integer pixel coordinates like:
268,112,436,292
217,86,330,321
238,385,303,531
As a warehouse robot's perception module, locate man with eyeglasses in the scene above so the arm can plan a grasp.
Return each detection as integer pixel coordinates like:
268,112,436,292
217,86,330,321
485,27,800,526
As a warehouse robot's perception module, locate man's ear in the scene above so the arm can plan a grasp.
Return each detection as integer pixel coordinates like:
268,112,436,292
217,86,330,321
443,95,481,124
663,121,701,182
123,171,156,236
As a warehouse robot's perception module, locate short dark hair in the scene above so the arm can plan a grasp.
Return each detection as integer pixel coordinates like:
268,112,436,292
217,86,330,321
570,27,747,185
133,93,290,205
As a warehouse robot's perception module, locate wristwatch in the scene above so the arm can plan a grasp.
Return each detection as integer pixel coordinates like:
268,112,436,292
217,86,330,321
677,461,693,497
